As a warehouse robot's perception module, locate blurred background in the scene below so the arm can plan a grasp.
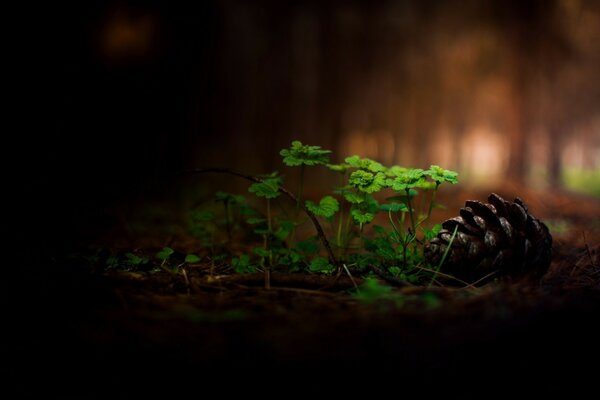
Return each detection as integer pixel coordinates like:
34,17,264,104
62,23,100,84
19,0,600,252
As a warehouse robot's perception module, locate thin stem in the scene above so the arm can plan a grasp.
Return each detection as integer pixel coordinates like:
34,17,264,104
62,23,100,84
291,165,305,243
336,204,344,249
182,167,340,270
336,172,347,252
405,189,416,234
265,198,272,289
224,201,232,245
262,233,270,290
342,211,353,260
428,224,458,288
297,165,305,218
342,263,360,293
388,209,401,242
426,183,440,221
266,198,272,233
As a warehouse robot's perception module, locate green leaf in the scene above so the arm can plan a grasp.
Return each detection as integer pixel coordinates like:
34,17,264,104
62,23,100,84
327,163,351,173
277,248,304,267
296,238,319,254
184,254,201,263
348,170,386,193
351,208,375,224
106,255,119,268
232,255,257,274
309,257,335,274
305,196,339,218
363,194,380,212
423,223,442,240
425,165,459,184
388,168,426,191
415,180,436,190
280,140,331,167
253,247,270,258
385,165,408,177
379,202,408,212
274,220,294,241
344,155,386,172
156,247,174,261
343,191,364,204
248,177,281,199
125,253,149,266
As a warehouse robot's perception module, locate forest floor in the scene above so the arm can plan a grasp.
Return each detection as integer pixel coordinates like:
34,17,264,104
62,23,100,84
5,183,599,397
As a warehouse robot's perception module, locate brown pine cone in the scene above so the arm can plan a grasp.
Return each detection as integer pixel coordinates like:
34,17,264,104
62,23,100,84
424,193,552,284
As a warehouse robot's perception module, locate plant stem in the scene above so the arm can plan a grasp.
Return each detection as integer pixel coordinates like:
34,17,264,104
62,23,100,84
426,183,440,221
428,224,458,288
291,165,305,243
262,233,270,289
336,203,344,249
183,167,339,270
336,172,347,252
405,189,416,234
224,200,232,246
265,198,272,289
297,165,305,219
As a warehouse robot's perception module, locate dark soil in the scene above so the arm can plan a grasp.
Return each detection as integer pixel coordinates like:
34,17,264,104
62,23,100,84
4,185,599,397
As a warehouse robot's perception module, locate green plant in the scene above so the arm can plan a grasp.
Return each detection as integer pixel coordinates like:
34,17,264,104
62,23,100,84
185,140,458,289
154,246,202,273
280,140,331,241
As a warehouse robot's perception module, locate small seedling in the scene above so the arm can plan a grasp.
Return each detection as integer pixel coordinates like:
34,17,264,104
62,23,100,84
185,140,459,289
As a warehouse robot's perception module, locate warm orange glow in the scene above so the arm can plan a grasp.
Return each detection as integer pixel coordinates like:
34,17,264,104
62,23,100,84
99,8,157,63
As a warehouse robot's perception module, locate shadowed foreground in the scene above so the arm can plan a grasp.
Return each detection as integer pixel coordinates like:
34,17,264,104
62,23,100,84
5,187,599,397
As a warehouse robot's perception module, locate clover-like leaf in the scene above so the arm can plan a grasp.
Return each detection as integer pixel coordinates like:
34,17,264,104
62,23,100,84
351,208,375,224
344,155,386,172
156,247,174,261
274,220,295,241
309,257,335,274
343,191,364,204
348,170,386,193
184,254,201,263
232,254,257,274
248,177,281,199
253,247,270,258
385,165,409,177
388,168,425,191
125,252,149,266
280,140,331,167
305,196,339,218
425,165,459,185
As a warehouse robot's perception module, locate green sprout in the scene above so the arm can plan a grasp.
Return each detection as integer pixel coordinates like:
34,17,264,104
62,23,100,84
281,140,332,242
183,139,459,288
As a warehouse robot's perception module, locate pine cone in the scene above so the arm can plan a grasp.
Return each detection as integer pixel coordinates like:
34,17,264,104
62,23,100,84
424,193,552,284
